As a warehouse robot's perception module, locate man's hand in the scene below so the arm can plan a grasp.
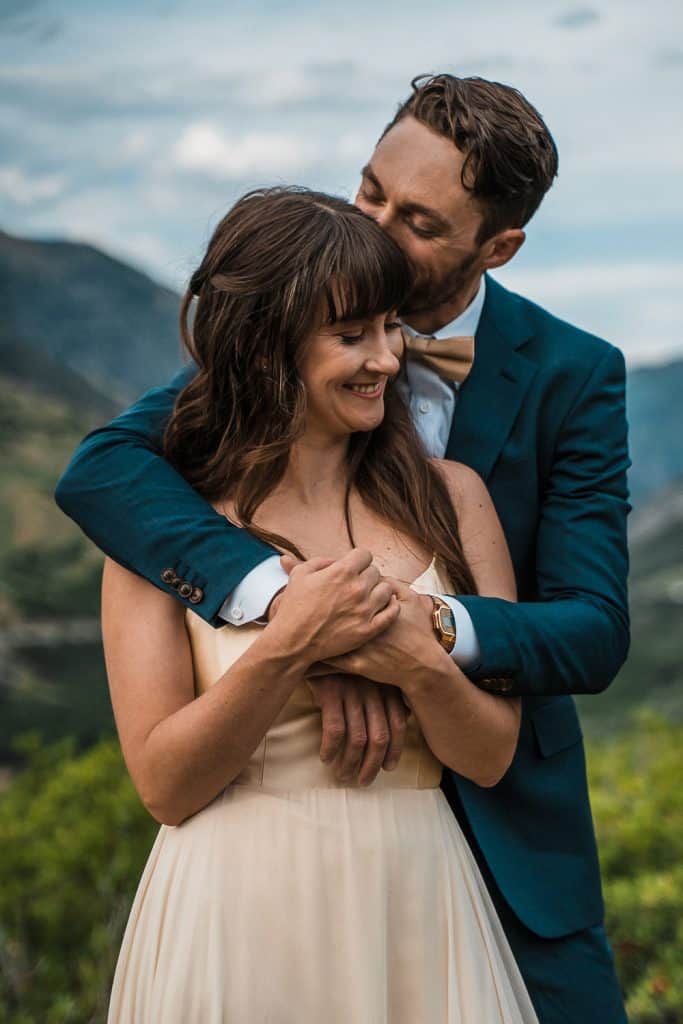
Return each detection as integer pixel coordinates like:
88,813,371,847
306,674,409,786
315,579,439,687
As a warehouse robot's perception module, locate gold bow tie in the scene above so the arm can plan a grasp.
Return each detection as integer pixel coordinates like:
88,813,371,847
402,330,475,384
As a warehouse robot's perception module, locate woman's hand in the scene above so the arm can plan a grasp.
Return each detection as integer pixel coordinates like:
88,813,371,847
267,549,399,668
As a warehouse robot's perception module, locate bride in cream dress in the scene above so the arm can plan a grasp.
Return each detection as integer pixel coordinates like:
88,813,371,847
102,187,538,1023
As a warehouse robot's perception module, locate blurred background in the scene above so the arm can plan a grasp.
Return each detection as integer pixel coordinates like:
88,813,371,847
1,1,682,1020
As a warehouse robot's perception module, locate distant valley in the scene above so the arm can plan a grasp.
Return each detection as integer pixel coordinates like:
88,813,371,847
1,228,682,758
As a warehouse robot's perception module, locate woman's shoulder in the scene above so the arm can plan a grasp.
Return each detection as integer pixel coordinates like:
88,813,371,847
429,458,490,513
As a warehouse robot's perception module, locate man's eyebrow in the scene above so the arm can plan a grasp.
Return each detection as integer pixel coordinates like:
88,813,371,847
360,164,383,191
360,163,447,230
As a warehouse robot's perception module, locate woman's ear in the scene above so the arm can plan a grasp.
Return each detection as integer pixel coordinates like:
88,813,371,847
481,229,526,272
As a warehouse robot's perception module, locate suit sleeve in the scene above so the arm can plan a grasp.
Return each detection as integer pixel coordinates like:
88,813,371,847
54,364,277,626
458,345,631,697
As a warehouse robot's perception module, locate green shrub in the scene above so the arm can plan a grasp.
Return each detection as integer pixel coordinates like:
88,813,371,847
587,711,683,1022
0,733,156,1023
0,713,682,1021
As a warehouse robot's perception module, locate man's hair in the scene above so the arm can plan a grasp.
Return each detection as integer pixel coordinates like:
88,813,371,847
383,74,559,243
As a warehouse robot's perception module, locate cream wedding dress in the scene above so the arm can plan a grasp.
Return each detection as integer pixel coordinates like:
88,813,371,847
108,557,537,1023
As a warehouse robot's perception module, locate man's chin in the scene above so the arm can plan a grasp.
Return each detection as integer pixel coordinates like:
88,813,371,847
399,295,434,318
400,283,462,319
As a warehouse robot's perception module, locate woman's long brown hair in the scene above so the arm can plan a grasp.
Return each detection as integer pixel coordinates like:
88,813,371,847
164,187,477,596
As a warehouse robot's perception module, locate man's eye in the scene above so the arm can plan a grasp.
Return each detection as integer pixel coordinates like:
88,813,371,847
409,223,436,239
361,188,383,204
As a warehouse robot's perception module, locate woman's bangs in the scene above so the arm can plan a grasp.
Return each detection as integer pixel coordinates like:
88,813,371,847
321,227,412,325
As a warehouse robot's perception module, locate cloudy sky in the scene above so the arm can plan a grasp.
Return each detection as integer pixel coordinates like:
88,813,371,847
1,0,681,366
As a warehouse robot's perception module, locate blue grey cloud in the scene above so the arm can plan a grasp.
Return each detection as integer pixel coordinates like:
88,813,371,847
0,0,63,42
554,7,600,29
1,0,680,366
655,48,683,67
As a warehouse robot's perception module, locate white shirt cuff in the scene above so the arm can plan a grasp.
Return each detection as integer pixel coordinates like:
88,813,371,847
218,555,288,625
438,595,481,669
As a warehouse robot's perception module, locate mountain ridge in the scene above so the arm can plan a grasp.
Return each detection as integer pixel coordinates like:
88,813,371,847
2,226,682,505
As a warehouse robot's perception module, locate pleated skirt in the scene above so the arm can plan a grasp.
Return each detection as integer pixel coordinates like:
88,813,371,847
108,784,537,1023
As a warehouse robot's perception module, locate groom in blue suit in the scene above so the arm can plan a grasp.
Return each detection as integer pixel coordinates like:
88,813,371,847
56,75,630,1021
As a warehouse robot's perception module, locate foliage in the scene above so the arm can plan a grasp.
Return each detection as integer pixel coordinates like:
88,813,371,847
577,504,683,737
0,734,157,1023
0,715,681,1021
587,711,683,1022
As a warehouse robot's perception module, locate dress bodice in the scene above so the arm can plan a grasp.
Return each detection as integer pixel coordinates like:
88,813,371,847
185,557,450,791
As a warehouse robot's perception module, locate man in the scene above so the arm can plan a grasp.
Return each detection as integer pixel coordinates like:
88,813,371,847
56,75,630,1021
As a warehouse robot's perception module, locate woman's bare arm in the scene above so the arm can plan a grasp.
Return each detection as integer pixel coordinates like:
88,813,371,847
400,460,521,786
102,559,310,826
102,550,398,825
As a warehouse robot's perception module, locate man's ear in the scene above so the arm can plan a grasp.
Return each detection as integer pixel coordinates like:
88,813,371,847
481,229,526,272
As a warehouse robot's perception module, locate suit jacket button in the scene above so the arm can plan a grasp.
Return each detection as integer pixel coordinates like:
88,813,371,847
170,575,183,589
178,582,193,598
161,568,176,584
189,587,204,604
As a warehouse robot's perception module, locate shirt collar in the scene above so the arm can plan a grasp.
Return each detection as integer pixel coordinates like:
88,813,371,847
407,275,486,340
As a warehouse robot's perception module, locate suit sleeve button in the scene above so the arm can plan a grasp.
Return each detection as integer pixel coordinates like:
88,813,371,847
161,568,176,584
178,582,193,598
189,587,204,605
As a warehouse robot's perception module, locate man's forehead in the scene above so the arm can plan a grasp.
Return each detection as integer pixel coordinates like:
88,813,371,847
366,119,469,215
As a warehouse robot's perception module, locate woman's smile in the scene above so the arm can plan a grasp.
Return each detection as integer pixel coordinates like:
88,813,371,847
342,379,386,399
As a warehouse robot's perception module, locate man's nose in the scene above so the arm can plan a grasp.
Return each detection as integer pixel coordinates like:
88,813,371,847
373,206,393,232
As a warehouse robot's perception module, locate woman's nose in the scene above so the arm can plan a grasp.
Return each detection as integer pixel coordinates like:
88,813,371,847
366,332,401,376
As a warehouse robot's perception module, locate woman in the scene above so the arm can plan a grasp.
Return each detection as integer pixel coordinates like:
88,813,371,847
103,187,537,1022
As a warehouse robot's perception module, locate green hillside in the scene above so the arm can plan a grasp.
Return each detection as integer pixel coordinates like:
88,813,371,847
0,229,182,404
1,352,682,759
0,371,113,762
577,484,683,735
627,360,683,505
1,228,681,762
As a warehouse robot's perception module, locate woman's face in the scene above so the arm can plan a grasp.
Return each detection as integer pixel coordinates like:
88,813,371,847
298,310,403,440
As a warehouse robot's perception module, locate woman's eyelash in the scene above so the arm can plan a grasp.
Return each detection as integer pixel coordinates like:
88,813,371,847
340,321,401,342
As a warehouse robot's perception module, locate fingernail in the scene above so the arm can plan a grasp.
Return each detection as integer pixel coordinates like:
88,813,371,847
384,760,397,771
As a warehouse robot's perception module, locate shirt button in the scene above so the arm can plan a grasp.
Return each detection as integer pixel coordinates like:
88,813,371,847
418,401,431,414
231,607,244,622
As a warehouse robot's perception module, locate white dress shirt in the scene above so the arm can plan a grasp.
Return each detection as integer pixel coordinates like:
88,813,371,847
219,279,487,670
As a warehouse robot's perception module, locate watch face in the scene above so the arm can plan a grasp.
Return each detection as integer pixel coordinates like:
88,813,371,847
438,606,456,636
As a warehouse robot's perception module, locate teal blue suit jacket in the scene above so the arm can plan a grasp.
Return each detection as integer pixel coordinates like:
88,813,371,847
55,274,631,939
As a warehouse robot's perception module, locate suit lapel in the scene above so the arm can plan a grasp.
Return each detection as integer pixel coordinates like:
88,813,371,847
445,275,537,479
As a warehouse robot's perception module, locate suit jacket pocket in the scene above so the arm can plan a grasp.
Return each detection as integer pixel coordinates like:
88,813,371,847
531,698,583,758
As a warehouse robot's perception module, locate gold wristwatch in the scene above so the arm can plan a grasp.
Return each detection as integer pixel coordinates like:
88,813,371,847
430,597,457,653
